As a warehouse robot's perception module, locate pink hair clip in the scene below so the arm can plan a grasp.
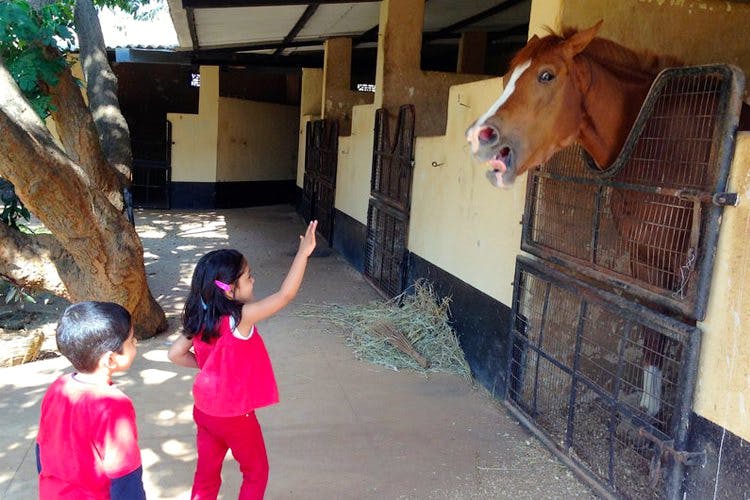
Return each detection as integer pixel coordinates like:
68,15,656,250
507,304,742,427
214,279,232,293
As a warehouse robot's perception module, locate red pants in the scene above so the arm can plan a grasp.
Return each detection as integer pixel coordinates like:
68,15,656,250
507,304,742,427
191,406,269,500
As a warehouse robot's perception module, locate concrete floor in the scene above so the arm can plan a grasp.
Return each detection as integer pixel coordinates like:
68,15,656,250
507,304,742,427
0,206,597,499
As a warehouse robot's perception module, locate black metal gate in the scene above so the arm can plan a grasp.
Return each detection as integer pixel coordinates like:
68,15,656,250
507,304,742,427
302,119,338,244
131,120,172,209
508,65,745,498
364,105,416,297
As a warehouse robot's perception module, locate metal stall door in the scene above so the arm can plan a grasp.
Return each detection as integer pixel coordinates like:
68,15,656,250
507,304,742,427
302,119,338,244
364,105,416,297
131,120,172,208
507,65,745,498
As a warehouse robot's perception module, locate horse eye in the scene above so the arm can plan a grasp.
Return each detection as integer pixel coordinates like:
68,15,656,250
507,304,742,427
538,71,555,83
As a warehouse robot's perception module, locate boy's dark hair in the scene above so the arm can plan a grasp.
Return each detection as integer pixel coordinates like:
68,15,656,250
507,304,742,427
183,249,245,342
56,301,133,373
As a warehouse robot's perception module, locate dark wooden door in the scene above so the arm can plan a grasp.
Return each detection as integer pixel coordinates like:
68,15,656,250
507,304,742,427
364,105,416,297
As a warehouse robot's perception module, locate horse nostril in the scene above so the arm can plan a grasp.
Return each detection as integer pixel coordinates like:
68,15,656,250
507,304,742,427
478,126,497,145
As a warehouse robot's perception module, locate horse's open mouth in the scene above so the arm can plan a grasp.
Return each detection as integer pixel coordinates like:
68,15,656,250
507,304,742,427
485,146,515,188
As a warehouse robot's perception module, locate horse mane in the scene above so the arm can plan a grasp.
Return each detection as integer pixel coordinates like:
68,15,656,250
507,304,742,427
511,26,683,81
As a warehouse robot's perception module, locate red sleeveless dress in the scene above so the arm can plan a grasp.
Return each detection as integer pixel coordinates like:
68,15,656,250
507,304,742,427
192,316,279,417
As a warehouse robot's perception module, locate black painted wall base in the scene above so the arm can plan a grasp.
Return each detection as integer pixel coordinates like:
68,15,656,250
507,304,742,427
170,180,295,209
332,209,367,272
407,252,513,398
682,412,750,497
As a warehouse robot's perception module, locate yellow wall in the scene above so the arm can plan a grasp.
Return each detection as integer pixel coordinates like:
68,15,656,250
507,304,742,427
695,134,750,441
216,97,298,182
561,0,750,92
334,103,376,224
167,66,219,182
409,79,527,305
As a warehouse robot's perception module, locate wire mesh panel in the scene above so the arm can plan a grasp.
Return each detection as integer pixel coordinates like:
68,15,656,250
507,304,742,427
522,65,744,320
364,202,409,297
509,256,701,499
364,105,416,297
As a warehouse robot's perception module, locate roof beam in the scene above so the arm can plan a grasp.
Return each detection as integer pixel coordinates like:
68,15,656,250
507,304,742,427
186,7,200,50
274,3,319,56
182,0,375,8
424,0,528,41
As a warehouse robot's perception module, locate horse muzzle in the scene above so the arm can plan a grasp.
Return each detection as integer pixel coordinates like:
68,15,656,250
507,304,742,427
466,123,517,188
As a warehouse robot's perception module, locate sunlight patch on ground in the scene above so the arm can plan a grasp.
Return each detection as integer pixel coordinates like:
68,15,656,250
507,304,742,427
142,349,170,362
178,218,227,239
156,409,176,420
141,447,160,469
138,228,167,239
161,439,193,457
139,368,177,385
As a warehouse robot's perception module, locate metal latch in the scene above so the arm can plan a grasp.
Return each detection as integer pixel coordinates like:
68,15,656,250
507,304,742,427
670,189,739,206
638,427,706,487
712,192,739,206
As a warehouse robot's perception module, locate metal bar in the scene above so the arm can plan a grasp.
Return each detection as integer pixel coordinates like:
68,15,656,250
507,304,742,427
186,7,199,50
607,319,633,487
424,0,528,41
517,256,699,339
533,169,728,204
274,3,319,56
665,318,703,500
590,185,604,264
531,282,552,416
565,301,587,449
503,401,618,500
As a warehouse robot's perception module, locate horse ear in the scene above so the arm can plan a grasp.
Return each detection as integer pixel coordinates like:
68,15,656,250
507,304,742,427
564,20,603,57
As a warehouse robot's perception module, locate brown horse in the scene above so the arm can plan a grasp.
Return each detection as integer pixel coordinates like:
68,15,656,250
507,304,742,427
466,21,746,419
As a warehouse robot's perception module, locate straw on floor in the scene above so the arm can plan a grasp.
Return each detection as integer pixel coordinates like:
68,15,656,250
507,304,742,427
298,280,471,379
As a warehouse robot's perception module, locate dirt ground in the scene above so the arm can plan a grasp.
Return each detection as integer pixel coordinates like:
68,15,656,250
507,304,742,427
0,206,598,499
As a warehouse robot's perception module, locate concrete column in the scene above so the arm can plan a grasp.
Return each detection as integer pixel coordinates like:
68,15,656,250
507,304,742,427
374,0,425,111
322,37,355,134
457,31,487,74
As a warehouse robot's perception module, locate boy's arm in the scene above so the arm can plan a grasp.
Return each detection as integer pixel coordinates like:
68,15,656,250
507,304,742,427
110,466,146,500
99,398,146,499
167,335,198,368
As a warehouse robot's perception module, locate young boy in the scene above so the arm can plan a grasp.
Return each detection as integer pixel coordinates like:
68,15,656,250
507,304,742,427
36,301,146,499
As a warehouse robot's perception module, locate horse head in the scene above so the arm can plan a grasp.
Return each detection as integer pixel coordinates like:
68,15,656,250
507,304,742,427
466,22,603,188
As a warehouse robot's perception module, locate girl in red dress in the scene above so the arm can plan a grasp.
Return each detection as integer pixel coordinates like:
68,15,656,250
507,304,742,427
168,220,317,500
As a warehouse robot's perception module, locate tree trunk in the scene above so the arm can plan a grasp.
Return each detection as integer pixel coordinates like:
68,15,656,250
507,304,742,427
42,47,127,211
0,223,71,298
0,60,166,338
74,0,133,182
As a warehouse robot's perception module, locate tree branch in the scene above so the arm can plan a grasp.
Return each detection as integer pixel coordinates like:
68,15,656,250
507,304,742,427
74,0,133,181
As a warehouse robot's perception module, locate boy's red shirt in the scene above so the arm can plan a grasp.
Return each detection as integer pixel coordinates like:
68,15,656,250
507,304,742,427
36,373,142,499
192,316,279,417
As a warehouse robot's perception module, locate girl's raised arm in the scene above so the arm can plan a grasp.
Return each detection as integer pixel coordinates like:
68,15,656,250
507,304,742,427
237,220,317,332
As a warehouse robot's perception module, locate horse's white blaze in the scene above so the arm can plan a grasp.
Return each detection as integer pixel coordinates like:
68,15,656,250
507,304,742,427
466,59,531,153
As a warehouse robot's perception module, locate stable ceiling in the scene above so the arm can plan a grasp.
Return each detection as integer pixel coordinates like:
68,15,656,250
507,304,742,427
166,0,531,71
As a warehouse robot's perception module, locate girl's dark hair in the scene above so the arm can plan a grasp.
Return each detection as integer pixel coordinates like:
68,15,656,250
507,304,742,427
183,249,245,342
56,301,132,373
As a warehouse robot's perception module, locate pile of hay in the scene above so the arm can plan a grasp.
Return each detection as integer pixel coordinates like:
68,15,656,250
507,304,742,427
299,280,471,379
